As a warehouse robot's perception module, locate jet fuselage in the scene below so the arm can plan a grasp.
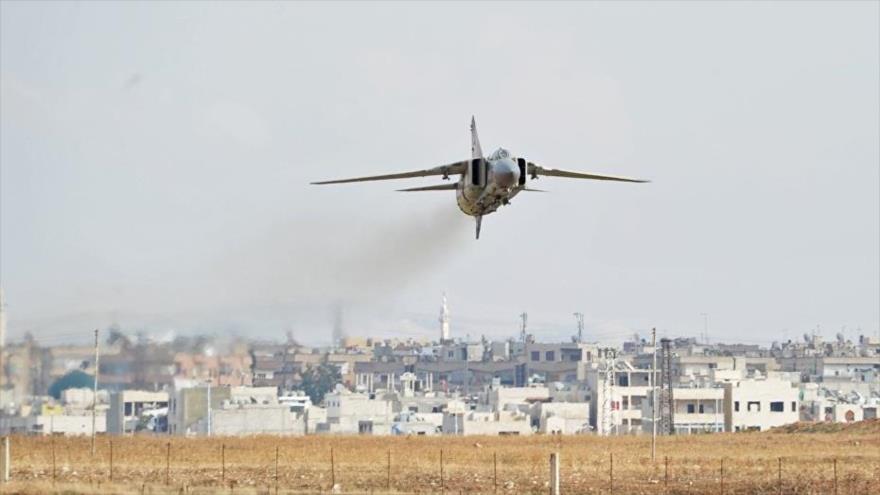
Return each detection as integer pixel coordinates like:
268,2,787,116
456,151,522,217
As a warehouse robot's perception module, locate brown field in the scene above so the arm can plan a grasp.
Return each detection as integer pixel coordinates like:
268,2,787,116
1,423,879,494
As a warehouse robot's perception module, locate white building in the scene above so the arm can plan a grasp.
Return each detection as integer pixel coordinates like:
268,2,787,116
532,402,590,434
0,412,107,436
820,357,880,380
391,411,442,435
320,386,394,435
443,401,532,435
487,385,550,411
107,390,169,434
800,384,880,422
169,385,281,435
211,403,302,436
642,387,725,435
586,362,654,435
723,377,799,432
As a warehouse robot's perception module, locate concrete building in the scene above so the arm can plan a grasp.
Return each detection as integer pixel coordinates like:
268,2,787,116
391,411,442,435
642,387,725,435
819,356,880,381
532,402,590,434
0,388,109,436
107,390,168,434
800,384,880,422
211,403,302,436
438,342,485,363
0,410,107,436
488,385,550,411
586,362,654,435
354,363,435,395
723,377,799,432
319,387,394,434
169,385,278,435
443,400,532,435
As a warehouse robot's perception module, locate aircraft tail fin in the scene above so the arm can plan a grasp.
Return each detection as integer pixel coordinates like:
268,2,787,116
471,116,483,159
475,215,482,240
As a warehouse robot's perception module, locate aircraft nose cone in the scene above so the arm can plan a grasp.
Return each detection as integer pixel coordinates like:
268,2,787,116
493,160,519,188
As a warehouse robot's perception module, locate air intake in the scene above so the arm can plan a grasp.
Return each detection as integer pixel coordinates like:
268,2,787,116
517,158,527,186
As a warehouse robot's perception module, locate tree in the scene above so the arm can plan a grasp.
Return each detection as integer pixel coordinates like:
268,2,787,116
48,370,95,399
299,362,342,405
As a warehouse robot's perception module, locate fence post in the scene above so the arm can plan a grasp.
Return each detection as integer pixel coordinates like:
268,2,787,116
549,452,560,495
720,458,724,495
330,447,335,489
493,452,498,494
440,449,444,494
109,439,113,482
165,442,171,485
52,437,57,485
387,449,391,491
609,452,614,495
664,456,668,493
221,443,226,484
274,445,279,495
777,457,782,495
1,436,9,483
833,458,838,495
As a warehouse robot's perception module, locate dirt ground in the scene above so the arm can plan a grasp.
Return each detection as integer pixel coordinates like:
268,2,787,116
1,424,878,494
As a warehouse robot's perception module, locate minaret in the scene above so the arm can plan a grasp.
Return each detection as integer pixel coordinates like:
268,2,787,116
439,293,450,343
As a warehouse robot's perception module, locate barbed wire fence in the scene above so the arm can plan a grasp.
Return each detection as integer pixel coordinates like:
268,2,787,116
1,435,878,494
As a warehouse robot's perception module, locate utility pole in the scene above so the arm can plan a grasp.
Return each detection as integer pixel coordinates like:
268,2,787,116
651,328,657,460
519,312,528,343
91,328,99,456
206,370,212,436
573,312,584,343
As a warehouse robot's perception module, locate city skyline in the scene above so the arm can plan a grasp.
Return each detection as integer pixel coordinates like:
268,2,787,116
1,2,878,345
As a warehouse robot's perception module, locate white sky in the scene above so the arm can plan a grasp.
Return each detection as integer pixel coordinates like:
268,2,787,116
1,1,878,346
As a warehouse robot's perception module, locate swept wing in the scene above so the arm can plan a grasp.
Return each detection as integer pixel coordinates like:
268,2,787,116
528,163,648,183
311,161,467,185
397,184,458,192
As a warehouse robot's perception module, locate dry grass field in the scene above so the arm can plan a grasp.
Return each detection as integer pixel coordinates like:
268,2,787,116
1,422,878,494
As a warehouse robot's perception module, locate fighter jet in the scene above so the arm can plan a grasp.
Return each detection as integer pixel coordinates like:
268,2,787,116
312,118,648,239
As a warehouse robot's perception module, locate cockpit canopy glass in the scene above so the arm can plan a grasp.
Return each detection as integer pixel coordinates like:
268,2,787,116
490,148,510,160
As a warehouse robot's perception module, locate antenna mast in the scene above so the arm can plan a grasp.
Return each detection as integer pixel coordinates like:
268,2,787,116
600,349,616,435
659,338,674,435
651,328,657,459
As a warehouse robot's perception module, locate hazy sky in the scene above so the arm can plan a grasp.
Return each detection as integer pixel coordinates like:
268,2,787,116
1,1,878,346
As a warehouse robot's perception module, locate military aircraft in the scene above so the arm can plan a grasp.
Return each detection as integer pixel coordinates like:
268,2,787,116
312,118,648,239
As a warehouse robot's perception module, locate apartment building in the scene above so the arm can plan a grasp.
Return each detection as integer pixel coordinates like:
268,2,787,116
586,362,655,435
723,377,799,432
319,387,394,435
